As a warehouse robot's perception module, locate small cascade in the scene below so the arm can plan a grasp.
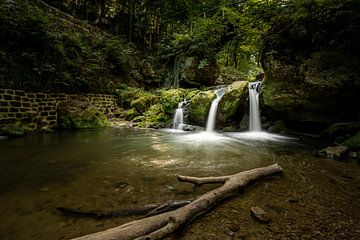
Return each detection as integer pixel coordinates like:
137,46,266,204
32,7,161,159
173,100,186,130
249,81,262,132
206,88,227,132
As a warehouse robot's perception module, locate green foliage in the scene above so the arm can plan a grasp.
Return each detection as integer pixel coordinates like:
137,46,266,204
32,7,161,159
0,0,140,93
342,131,360,151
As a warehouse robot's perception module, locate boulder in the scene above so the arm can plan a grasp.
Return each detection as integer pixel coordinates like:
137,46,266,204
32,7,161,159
322,122,360,143
341,131,360,151
130,93,159,114
159,88,188,114
188,90,215,126
260,1,360,133
318,145,349,160
136,104,169,129
57,98,110,129
217,81,248,128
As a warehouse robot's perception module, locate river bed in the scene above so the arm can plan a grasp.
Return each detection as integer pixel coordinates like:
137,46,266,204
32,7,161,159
0,128,359,239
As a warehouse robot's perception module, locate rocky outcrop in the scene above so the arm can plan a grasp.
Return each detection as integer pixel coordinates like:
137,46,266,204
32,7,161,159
188,90,215,127
217,81,248,128
260,1,360,133
318,146,349,160
57,97,110,129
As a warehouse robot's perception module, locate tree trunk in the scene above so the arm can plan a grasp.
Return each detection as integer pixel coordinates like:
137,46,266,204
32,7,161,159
71,163,283,240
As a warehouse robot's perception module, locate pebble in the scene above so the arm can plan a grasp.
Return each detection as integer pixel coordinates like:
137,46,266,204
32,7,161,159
250,206,271,223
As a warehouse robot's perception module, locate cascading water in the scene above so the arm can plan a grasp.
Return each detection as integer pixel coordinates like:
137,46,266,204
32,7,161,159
206,88,227,132
173,100,186,130
249,81,262,132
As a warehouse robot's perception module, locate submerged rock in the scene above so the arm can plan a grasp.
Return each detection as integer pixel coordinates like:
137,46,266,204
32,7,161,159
250,206,271,223
318,145,349,160
181,124,204,131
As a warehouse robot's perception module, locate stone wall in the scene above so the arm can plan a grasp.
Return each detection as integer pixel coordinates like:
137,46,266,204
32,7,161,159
0,89,119,133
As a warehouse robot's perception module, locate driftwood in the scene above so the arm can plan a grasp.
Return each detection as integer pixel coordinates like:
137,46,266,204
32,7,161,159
57,200,192,219
72,163,283,240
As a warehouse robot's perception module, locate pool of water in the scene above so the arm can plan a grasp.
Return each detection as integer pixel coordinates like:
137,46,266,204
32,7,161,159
0,128,359,239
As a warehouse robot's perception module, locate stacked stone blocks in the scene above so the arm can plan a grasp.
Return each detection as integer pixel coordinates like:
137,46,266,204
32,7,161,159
0,89,119,132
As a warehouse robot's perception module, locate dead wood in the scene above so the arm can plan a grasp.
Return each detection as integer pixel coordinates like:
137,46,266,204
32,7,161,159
57,200,192,219
71,163,283,240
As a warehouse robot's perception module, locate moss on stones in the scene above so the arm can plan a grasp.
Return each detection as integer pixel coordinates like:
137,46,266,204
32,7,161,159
217,81,248,127
188,90,215,126
160,88,187,114
57,99,110,129
136,104,169,128
342,131,360,151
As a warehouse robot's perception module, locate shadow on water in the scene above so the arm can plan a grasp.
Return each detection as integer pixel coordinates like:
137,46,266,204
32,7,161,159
0,128,359,239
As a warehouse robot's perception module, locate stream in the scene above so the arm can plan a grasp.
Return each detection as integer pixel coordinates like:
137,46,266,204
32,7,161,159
0,128,359,239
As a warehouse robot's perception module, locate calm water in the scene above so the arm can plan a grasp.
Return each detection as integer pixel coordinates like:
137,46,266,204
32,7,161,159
0,128,359,240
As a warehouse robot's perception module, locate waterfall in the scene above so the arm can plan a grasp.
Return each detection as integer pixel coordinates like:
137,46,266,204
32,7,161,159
249,81,262,132
206,88,227,132
173,100,186,130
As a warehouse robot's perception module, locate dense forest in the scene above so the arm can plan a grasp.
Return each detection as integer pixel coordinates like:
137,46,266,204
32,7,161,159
0,0,359,133
3,0,358,92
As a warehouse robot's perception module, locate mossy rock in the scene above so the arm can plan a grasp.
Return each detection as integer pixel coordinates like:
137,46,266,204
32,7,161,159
188,90,216,126
342,131,360,151
57,99,110,129
160,88,187,114
136,104,169,128
130,93,159,114
322,122,360,142
124,108,139,121
217,81,248,127
0,126,25,137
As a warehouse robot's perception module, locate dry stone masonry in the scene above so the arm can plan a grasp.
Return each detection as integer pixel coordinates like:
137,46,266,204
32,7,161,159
0,89,119,133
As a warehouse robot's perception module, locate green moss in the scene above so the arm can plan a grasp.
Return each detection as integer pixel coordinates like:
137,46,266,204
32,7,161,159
217,81,248,126
72,107,110,129
124,108,139,121
160,88,187,114
136,104,169,128
129,93,159,113
342,131,360,151
188,90,215,126
0,127,25,137
57,100,110,129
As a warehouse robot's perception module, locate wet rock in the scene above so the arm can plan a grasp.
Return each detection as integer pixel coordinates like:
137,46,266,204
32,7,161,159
224,229,235,237
250,206,271,223
238,233,257,240
217,81,248,127
318,145,349,160
181,124,204,131
228,225,240,232
287,198,299,203
0,135,9,141
268,120,288,134
188,90,215,126
341,131,360,151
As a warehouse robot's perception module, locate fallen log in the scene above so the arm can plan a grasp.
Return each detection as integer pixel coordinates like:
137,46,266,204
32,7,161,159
72,163,283,240
57,200,192,219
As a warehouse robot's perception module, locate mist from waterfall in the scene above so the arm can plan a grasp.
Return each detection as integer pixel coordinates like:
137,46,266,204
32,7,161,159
206,88,227,132
249,81,262,132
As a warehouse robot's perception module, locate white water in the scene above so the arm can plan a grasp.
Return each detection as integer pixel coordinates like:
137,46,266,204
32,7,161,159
173,100,186,130
206,88,227,132
249,81,262,132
